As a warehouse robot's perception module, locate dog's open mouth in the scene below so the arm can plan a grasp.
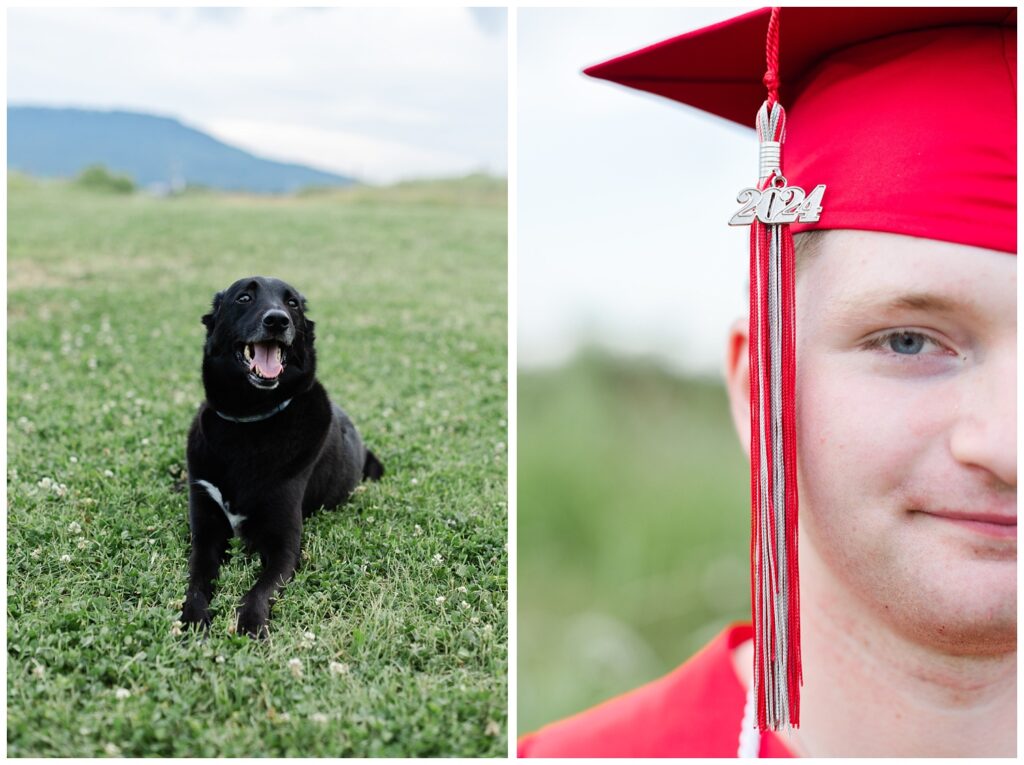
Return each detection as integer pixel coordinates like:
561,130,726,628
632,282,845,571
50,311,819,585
238,341,288,389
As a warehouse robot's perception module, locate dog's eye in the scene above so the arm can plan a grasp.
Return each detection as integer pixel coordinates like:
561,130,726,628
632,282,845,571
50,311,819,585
287,298,299,308
237,294,252,304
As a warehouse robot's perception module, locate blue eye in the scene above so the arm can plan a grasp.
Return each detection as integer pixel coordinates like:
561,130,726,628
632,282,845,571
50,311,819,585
888,332,925,355
863,329,960,365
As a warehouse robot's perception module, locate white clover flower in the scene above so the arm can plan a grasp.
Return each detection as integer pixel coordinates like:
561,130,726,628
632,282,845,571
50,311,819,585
485,720,501,737
70,456,78,464
141,438,150,446
104,743,121,756
311,712,328,724
456,585,468,594
115,688,130,700
432,553,444,565
103,470,114,478
287,658,303,677
68,521,82,534
170,622,183,637
303,631,316,642
38,477,53,490
31,663,45,679
470,616,480,625
435,596,446,605
30,548,41,559
329,661,350,676
278,712,291,722
414,524,423,535
216,655,225,664
60,554,72,563
495,442,505,452
77,539,88,550
460,601,470,610
410,478,418,485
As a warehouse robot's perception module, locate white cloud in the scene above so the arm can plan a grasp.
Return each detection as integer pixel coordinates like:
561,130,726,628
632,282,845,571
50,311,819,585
203,118,490,184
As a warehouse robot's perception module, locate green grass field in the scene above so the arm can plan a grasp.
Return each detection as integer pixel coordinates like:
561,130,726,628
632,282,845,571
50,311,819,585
7,174,508,757
517,355,750,735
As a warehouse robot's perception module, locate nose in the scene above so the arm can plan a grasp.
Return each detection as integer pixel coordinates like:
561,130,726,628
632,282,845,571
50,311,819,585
262,309,291,331
949,345,1016,489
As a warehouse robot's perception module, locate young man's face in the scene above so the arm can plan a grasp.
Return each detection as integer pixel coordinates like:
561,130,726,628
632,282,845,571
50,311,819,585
729,229,1016,649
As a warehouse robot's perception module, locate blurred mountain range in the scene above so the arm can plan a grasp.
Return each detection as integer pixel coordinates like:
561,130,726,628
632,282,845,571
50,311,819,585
8,106,357,193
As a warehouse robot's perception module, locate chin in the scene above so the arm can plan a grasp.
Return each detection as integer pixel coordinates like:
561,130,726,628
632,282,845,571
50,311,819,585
805,518,1016,656
884,551,1016,655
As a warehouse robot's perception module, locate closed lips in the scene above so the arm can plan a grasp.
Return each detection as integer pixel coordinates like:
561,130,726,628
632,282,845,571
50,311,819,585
918,509,1017,539
925,510,1015,525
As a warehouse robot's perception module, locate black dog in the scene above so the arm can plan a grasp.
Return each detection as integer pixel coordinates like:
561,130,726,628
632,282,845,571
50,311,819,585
180,276,383,637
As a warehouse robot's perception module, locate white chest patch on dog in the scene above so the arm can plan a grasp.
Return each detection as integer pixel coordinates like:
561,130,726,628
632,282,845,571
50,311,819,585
194,480,245,534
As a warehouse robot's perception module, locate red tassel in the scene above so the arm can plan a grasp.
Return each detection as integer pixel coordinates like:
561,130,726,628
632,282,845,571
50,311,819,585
747,7,802,732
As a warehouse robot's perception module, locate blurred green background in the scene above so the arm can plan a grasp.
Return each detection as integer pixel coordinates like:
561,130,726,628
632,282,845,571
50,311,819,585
517,352,751,735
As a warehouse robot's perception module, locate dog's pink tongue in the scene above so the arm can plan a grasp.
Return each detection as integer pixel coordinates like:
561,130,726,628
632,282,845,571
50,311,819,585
252,343,283,378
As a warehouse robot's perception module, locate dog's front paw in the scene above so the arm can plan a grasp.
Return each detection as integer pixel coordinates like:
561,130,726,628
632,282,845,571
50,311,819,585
235,602,270,639
181,595,212,631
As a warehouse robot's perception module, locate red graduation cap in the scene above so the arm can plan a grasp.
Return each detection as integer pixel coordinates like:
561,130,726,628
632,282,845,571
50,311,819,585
585,6,1017,734
586,6,1017,252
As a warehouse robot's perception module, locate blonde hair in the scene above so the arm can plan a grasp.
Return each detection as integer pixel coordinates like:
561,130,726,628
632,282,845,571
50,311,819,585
793,229,829,277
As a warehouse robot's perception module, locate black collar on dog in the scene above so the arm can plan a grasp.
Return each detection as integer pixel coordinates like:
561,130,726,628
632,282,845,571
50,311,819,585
214,398,293,423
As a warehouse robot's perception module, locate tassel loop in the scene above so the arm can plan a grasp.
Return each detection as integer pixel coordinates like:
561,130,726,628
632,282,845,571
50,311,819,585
758,141,781,182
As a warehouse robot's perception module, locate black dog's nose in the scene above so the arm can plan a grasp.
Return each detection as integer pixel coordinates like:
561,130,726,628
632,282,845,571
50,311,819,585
262,310,291,330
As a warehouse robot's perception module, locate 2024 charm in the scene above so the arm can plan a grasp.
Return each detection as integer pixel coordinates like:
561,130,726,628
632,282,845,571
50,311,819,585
729,180,826,226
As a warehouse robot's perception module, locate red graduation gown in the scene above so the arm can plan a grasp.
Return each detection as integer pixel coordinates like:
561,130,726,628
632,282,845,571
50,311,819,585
518,624,796,758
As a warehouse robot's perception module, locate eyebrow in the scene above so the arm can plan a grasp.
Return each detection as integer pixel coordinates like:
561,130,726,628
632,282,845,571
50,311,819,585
833,291,975,318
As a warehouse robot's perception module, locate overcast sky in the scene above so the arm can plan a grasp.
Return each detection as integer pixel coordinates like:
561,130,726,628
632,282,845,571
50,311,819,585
518,7,752,376
7,7,507,184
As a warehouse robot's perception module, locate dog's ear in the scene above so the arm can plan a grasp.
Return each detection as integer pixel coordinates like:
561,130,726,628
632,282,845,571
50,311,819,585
201,291,224,331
